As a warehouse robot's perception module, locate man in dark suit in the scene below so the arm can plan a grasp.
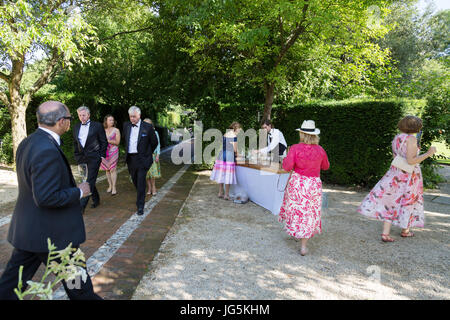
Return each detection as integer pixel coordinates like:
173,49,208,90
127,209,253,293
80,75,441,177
123,106,158,215
73,106,107,213
0,101,102,300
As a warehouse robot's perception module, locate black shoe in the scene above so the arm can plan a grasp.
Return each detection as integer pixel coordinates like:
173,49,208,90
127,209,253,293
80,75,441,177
137,208,144,216
90,203,99,209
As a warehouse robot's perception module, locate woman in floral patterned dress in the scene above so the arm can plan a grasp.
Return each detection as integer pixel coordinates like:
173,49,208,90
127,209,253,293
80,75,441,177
358,116,437,242
279,120,330,256
100,115,120,195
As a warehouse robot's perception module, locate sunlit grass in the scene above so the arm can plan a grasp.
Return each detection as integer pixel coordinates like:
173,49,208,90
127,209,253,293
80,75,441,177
433,140,450,165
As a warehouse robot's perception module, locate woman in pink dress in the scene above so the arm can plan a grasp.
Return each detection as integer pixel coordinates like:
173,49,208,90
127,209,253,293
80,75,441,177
210,122,241,200
279,120,330,256
100,115,120,195
358,116,437,242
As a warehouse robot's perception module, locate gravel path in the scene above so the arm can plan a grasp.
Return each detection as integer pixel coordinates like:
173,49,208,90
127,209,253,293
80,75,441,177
133,170,450,300
0,168,18,206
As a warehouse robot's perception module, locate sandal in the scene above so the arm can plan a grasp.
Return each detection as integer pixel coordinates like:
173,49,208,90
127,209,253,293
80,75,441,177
381,234,395,242
218,194,224,199
300,248,308,256
223,196,230,201
401,231,415,238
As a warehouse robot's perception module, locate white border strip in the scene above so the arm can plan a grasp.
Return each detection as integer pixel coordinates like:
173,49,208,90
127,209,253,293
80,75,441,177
53,163,190,299
53,163,191,299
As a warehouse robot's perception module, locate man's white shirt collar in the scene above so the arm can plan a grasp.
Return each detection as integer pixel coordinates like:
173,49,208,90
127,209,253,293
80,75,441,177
133,119,141,128
39,127,61,146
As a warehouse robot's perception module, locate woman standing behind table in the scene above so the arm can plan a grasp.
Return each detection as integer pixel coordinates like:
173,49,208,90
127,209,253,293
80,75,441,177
144,118,162,195
100,114,120,195
358,116,437,242
278,120,330,256
210,122,241,200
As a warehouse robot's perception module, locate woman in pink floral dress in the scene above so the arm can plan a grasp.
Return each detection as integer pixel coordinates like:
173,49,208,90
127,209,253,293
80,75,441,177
279,120,330,256
358,116,437,242
100,115,120,195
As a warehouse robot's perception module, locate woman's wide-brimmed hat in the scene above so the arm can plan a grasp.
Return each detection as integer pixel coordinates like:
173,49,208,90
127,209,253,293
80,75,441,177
296,120,320,135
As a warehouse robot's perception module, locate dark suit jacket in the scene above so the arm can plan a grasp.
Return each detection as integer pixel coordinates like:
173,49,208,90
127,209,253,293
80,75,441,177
123,120,158,170
73,121,107,164
8,129,85,252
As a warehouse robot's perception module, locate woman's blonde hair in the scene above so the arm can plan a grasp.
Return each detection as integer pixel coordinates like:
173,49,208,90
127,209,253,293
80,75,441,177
143,118,152,124
299,132,320,145
103,114,116,129
229,121,241,131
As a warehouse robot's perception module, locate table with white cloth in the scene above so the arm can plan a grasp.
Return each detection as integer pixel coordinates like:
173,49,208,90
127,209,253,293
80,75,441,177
229,161,290,215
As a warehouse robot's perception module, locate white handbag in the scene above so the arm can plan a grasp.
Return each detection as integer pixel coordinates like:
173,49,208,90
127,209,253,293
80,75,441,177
391,135,415,174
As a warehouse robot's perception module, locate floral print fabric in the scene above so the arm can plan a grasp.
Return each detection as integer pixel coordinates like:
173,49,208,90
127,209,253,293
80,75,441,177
358,133,425,229
278,172,323,239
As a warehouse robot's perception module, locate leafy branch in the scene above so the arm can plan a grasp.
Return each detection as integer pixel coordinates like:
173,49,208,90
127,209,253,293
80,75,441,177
14,238,87,300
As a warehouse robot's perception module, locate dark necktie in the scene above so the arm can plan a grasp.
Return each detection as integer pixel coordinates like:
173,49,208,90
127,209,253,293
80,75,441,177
268,133,272,144
81,121,90,126
132,124,138,127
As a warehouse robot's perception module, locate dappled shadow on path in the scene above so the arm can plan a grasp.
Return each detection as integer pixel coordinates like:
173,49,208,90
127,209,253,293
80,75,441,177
133,174,449,300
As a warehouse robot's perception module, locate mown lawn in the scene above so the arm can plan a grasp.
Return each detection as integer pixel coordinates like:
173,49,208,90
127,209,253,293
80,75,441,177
434,140,450,165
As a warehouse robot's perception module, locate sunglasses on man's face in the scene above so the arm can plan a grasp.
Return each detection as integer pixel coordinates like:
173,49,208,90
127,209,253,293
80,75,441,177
59,115,73,121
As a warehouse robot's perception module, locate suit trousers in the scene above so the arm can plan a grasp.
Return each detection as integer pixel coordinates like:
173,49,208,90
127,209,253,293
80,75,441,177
0,247,102,300
80,158,101,209
126,154,149,210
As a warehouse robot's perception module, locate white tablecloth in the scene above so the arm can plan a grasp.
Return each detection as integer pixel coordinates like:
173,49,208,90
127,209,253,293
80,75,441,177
230,165,290,215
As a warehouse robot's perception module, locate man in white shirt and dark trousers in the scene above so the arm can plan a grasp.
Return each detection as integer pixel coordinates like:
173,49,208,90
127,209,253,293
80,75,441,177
258,119,288,162
73,106,108,214
123,106,158,215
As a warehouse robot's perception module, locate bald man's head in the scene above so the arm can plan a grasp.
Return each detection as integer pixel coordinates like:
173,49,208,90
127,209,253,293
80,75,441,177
37,101,69,127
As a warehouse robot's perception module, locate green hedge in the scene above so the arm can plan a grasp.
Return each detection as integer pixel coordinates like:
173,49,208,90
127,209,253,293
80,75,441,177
0,106,13,164
273,100,406,186
195,99,409,187
195,96,264,133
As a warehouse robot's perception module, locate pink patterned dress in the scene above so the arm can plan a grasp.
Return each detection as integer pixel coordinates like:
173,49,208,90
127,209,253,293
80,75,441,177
100,130,119,171
210,136,237,185
278,143,330,239
358,133,424,229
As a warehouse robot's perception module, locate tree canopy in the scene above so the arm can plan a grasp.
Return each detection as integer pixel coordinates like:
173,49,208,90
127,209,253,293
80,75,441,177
161,0,397,121
0,0,103,159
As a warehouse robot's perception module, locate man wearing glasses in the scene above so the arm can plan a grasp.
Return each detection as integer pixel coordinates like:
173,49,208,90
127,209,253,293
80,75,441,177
0,101,102,300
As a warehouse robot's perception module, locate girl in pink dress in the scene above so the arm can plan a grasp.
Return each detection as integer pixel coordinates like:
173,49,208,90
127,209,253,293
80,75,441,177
358,116,437,242
100,115,120,195
210,122,241,200
279,120,330,256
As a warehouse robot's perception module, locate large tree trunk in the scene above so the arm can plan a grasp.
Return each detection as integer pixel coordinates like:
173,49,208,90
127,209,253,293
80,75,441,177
8,56,27,162
261,81,275,125
9,101,27,163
